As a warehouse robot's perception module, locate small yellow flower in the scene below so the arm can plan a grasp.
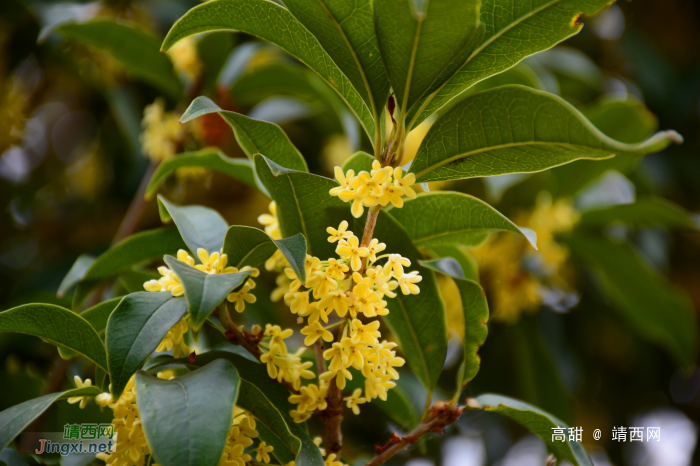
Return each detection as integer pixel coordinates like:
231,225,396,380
301,321,334,346
255,441,274,463
325,453,346,466
384,253,411,278
350,319,381,345
227,282,257,312
335,236,369,271
290,409,312,423
340,338,366,370
326,220,353,243
260,352,289,379
313,437,326,456
393,167,417,199
344,388,366,415
323,342,348,372
258,201,282,240
398,270,422,295
67,376,93,409
329,167,355,196
319,366,353,390
366,239,386,262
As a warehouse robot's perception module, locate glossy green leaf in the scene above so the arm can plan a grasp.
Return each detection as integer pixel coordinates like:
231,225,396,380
408,0,614,128
163,255,252,332
185,352,324,466
180,97,308,172
0,304,107,372
282,0,390,127
420,258,488,388
162,0,375,140
57,298,122,360
364,212,448,393
57,254,95,298
577,198,696,230
222,226,279,269
374,0,481,114
158,196,229,256
410,85,683,183
388,192,537,248
136,360,239,466
146,149,260,199
473,394,593,466
564,235,698,366
0,387,102,451
56,20,182,99
341,151,374,173
105,292,188,398
72,226,186,310
254,155,350,259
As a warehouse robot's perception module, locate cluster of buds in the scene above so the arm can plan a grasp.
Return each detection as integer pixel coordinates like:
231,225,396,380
330,161,417,218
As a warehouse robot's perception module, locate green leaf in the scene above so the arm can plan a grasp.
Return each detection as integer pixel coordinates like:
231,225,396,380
407,0,614,128
563,235,698,366
72,226,187,310
429,246,478,281
0,387,102,451
410,85,683,183
157,196,229,256
57,254,95,298
254,155,349,259
374,0,482,114
222,226,279,269
341,151,374,173
473,394,593,466
184,352,324,466
163,255,252,332
388,192,537,248
0,304,107,372
119,270,160,294
146,149,260,199
105,292,188,398
56,20,182,99
0,447,28,466
80,298,122,335
180,97,308,172
282,0,390,127
162,0,375,140
136,360,239,466
366,213,448,393
419,258,488,388
577,198,696,230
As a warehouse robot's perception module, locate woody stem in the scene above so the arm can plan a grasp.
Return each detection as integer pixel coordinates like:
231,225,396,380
320,319,349,456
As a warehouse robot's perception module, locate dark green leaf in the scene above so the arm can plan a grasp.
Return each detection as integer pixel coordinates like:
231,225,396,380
146,149,260,199
162,0,375,140
282,0,390,128
157,196,229,256
72,226,186,310
0,304,107,372
136,360,240,466
180,97,308,172
419,258,488,388
341,151,374,173
222,226,279,269
473,394,592,466
0,447,28,466
163,255,252,332
80,298,122,335
57,254,95,298
374,0,481,114
56,20,182,99
577,198,696,230
105,292,188,398
388,192,537,248
410,86,683,182
563,235,698,366
407,0,614,128
0,388,102,451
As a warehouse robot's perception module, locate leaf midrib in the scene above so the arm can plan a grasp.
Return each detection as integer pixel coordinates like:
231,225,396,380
414,140,615,179
389,295,430,386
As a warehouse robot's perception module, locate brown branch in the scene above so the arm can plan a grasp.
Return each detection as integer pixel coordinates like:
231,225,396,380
364,402,464,466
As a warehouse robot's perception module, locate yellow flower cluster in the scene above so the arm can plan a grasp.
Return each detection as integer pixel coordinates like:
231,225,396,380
166,37,202,83
218,407,270,466
259,324,316,391
474,194,579,322
330,161,417,218
139,98,186,163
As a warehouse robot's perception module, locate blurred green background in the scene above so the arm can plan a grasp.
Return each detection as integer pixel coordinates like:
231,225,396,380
0,0,699,465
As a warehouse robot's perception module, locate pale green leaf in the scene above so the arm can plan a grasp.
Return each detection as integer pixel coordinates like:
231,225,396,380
146,149,260,199
388,192,537,248
136,360,239,466
0,387,102,451
341,151,374,173
158,196,229,256
162,0,375,140
473,394,593,466
0,304,107,372
180,97,308,172
563,235,698,366
56,20,182,99
410,85,683,183
408,0,614,128
163,255,252,332
374,0,482,113
105,292,188,398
